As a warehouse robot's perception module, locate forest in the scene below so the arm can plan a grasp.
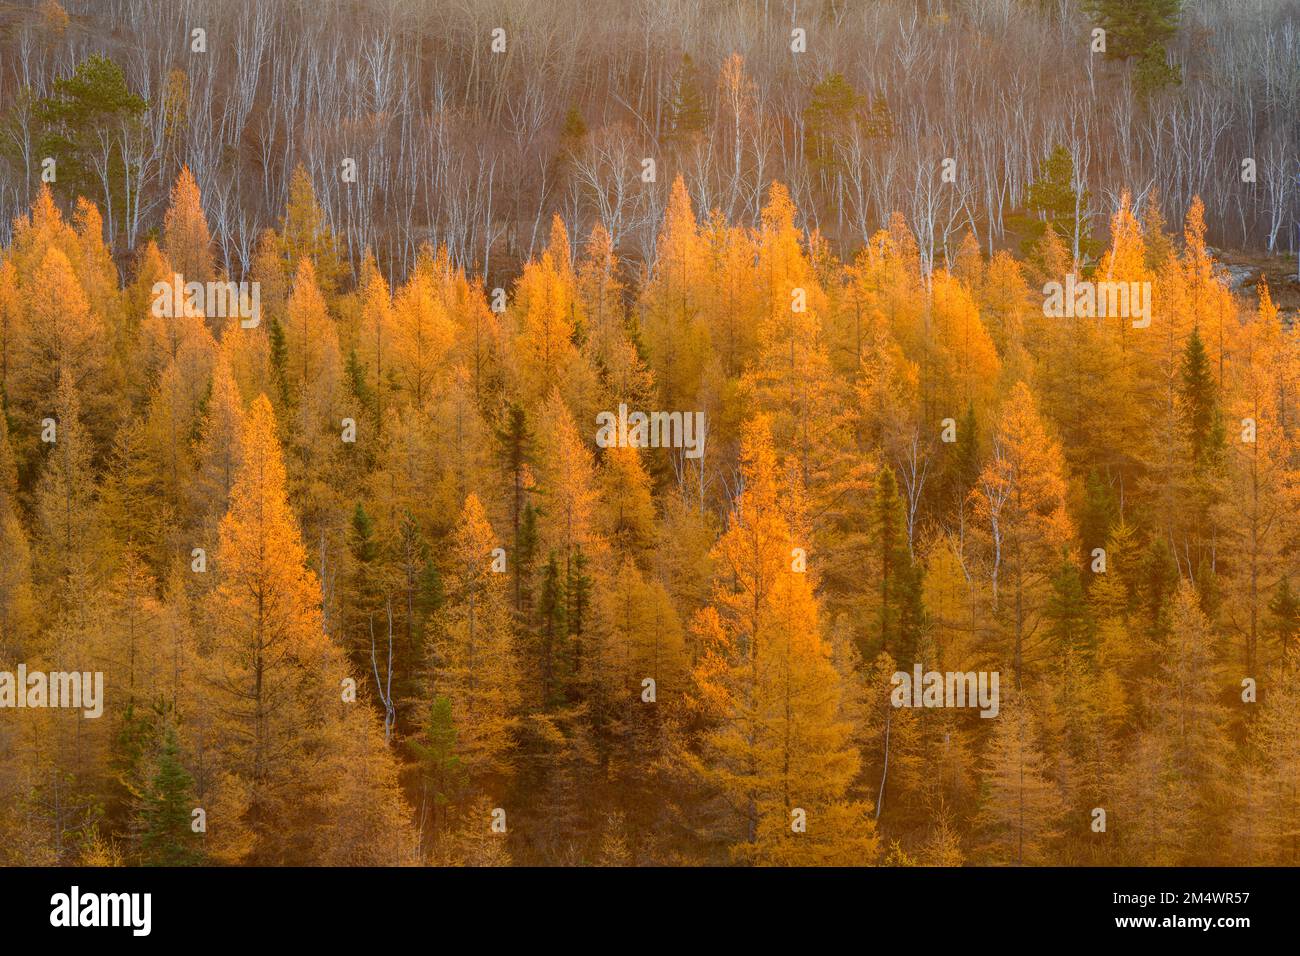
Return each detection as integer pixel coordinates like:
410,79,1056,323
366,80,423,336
1,166,1297,866
0,0,1298,868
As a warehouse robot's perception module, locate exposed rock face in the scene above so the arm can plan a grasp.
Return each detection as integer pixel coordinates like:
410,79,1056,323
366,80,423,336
1220,265,1254,289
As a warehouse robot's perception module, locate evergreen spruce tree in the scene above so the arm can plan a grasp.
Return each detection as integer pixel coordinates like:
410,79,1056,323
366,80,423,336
1084,0,1183,94
139,720,204,866
1013,145,1092,259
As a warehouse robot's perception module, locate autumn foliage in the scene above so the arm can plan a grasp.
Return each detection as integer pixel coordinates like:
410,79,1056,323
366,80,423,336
0,171,1297,868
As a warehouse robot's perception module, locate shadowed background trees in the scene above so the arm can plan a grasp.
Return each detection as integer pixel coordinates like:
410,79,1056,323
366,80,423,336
0,0,1297,291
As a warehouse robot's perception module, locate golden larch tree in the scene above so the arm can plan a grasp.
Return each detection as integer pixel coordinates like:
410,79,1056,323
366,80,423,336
204,394,343,862
161,166,215,286
689,417,878,864
430,493,522,786
970,380,1074,685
